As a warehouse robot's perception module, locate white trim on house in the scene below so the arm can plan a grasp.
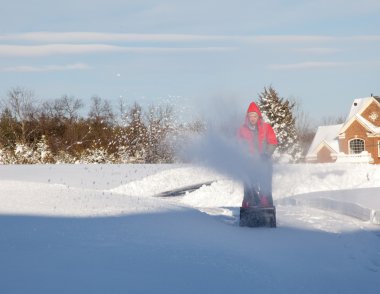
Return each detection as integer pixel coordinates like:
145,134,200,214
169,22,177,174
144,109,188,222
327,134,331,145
366,133,380,138
318,142,340,160
356,115,380,134
306,124,342,160
315,140,338,154
306,96,380,163
339,114,374,135
339,97,380,135
344,97,373,124
348,137,365,154
335,151,374,163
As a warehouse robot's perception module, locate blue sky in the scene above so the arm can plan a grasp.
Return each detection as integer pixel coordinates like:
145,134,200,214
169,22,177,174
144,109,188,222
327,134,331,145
1,0,379,123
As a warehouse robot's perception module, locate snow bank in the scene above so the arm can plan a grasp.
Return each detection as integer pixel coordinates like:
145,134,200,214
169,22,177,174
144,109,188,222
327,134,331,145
273,163,380,197
108,162,380,224
1,162,379,221
0,180,178,217
278,188,380,225
111,166,222,196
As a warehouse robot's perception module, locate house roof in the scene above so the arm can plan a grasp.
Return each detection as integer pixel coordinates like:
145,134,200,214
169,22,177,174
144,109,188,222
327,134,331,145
306,124,343,158
356,114,380,134
344,97,373,124
306,96,380,160
340,97,380,135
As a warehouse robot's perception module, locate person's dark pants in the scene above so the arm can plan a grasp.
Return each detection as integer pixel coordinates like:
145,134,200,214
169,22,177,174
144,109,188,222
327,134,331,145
243,157,273,206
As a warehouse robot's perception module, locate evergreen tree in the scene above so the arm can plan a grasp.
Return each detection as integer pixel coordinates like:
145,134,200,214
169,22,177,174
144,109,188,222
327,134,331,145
258,86,302,162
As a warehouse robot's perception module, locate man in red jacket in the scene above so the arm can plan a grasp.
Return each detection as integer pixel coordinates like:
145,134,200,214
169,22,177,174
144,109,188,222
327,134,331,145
237,101,278,208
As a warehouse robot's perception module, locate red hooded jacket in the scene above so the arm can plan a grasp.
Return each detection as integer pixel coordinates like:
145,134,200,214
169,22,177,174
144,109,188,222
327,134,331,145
237,102,278,155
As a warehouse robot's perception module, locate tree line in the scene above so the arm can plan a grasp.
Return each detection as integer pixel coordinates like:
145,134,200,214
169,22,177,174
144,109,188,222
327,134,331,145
0,87,204,164
0,86,335,164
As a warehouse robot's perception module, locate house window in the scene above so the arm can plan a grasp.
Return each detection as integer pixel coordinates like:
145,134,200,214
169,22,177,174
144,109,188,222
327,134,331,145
349,139,365,154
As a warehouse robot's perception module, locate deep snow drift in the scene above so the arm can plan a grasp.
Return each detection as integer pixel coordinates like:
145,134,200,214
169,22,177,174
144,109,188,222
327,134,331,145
0,163,379,294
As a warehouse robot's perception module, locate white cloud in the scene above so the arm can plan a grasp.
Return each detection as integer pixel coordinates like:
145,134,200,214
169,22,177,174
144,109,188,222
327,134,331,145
0,44,236,57
250,35,380,44
0,32,233,43
342,35,380,42
0,44,123,56
294,47,343,55
270,60,380,70
1,32,380,44
269,61,348,70
251,35,336,43
0,63,91,72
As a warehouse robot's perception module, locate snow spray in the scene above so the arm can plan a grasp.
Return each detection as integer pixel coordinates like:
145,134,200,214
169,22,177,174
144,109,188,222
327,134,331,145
180,129,265,184
178,94,268,184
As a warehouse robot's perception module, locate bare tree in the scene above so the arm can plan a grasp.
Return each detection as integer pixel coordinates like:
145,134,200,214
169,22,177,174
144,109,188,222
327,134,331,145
38,95,85,153
116,97,129,124
320,115,345,126
290,98,314,135
289,97,318,157
56,95,83,122
145,104,175,162
42,95,83,121
0,108,18,147
124,102,147,161
88,95,114,125
4,87,39,143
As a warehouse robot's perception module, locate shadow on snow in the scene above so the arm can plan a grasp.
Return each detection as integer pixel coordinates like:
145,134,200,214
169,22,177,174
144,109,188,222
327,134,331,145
0,209,379,294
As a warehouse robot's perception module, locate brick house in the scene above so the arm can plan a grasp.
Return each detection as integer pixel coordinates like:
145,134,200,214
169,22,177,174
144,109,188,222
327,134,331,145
306,96,380,164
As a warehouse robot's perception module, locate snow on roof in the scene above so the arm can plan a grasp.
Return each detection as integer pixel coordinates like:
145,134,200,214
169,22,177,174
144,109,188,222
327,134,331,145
327,139,340,153
340,96,380,135
356,114,380,134
306,124,343,157
345,97,373,124
307,96,380,160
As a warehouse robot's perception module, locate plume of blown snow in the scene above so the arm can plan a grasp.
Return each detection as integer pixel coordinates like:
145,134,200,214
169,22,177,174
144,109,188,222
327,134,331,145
178,93,266,183
180,129,264,184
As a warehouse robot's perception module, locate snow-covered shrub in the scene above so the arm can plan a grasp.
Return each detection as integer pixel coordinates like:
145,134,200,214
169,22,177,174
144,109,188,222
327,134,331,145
128,148,146,163
54,150,78,164
77,147,116,164
0,148,16,164
116,145,130,163
36,135,54,163
14,143,36,164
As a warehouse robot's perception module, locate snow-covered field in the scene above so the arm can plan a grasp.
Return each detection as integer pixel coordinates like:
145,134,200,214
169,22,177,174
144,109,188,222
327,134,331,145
1,163,380,293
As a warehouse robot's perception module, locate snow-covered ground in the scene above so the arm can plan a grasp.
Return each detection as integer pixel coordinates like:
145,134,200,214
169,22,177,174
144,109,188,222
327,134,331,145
0,163,380,293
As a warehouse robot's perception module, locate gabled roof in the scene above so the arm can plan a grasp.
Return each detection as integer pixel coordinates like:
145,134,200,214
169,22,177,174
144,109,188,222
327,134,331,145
307,96,380,161
340,97,380,135
306,124,343,158
356,114,380,134
344,97,373,124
